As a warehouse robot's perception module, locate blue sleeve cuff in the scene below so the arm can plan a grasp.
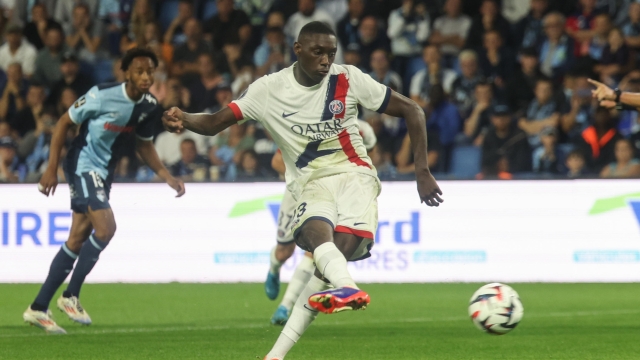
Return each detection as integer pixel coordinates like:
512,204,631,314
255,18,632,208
375,87,392,113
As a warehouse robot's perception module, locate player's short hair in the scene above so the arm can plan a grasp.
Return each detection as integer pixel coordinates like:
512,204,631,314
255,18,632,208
297,21,336,41
121,47,159,71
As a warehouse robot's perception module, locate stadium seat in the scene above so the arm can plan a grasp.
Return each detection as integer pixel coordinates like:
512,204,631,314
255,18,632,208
158,0,180,32
450,146,481,179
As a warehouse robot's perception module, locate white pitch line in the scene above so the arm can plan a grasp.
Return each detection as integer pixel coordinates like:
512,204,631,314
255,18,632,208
1,309,638,339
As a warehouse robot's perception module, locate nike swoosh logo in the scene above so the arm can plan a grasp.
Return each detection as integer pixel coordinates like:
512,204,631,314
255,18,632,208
353,222,367,226
282,111,299,118
303,304,318,313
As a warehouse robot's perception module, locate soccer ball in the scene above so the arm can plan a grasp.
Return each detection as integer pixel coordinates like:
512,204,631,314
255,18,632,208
468,283,523,335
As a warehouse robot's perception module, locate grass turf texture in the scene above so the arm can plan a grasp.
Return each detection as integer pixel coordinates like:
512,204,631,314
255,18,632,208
1,283,639,359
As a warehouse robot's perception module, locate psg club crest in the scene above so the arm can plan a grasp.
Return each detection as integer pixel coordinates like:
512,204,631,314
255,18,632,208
329,100,344,115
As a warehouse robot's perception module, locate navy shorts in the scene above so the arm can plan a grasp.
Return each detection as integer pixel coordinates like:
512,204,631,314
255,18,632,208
67,171,112,214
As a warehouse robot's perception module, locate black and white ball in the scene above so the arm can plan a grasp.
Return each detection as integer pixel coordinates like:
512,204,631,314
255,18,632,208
468,283,523,335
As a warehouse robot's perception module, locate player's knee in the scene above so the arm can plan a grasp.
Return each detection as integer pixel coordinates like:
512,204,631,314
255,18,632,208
94,223,116,242
275,243,296,262
297,224,332,252
65,238,83,253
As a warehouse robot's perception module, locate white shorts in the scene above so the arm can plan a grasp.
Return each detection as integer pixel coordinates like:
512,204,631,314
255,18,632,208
290,172,380,261
276,188,297,244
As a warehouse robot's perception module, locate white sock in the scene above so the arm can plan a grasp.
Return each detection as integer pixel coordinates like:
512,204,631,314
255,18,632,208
280,255,315,311
269,246,283,275
313,242,357,289
266,276,330,359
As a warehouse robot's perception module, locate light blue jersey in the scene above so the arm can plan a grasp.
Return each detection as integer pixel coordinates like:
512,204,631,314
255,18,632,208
65,82,160,182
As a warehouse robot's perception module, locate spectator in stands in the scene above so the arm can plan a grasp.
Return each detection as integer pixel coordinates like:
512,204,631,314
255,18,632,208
12,1,56,27
600,138,640,178
450,50,484,117
0,24,37,77
387,0,430,77
357,16,389,72
481,104,532,175
410,44,457,110
429,0,470,69
426,84,461,172
538,12,575,81
515,0,549,50
9,82,45,137
56,87,77,117
519,77,562,149
235,149,271,181
23,3,62,50
478,29,513,89
99,0,135,56
369,49,402,91
47,52,92,108
587,14,612,61
187,53,225,113
161,76,190,113
208,123,255,181
33,26,65,88
54,0,99,33
65,3,105,62
111,58,126,83
149,59,168,103
337,0,365,49
507,47,543,114
128,0,154,45
465,0,512,51
566,0,600,57
566,149,587,178
171,138,211,182
343,43,363,70
163,0,194,45
561,75,595,140
532,126,562,174
0,63,27,124
172,18,212,77
254,26,291,78
206,81,233,114
0,135,19,182
463,80,493,146
621,2,640,55
575,107,623,173
594,27,633,86
370,143,398,180
284,0,334,44
18,108,57,182
204,0,252,51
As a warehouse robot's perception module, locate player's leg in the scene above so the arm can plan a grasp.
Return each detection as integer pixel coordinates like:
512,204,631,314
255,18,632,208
271,251,314,325
266,189,298,300
24,211,93,334
59,171,115,325
265,236,365,359
266,242,295,300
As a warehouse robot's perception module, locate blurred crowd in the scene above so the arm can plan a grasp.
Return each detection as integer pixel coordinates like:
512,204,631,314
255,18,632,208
1,0,640,184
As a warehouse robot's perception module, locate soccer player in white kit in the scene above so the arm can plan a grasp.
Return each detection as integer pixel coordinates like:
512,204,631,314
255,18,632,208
266,120,378,326
162,21,443,359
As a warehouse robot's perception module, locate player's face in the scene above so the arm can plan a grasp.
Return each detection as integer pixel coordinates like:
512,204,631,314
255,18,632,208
295,33,337,83
126,57,156,93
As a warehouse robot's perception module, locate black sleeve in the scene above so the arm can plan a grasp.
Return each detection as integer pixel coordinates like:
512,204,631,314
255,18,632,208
135,106,162,140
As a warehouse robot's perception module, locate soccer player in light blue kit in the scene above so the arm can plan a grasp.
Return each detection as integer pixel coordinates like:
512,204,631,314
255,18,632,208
23,48,185,334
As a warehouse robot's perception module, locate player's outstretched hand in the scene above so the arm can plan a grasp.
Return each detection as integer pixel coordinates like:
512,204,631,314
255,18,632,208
417,171,443,207
38,168,58,196
166,176,186,197
588,79,615,102
162,107,185,133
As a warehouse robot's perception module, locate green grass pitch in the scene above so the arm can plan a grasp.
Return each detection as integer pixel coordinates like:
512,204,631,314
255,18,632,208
1,283,639,359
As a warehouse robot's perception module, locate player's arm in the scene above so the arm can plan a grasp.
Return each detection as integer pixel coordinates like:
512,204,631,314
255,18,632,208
39,112,75,196
271,150,286,175
136,139,185,197
383,91,443,207
589,78,640,108
162,106,237,136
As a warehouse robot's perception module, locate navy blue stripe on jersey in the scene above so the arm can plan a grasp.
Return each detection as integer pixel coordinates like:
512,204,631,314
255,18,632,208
65,121,90,175
376,87,392,113
321,75,339,121
295,138,340,168
97,82,121,90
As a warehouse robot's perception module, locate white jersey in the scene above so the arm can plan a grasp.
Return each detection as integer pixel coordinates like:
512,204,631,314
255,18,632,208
229,63,390,197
